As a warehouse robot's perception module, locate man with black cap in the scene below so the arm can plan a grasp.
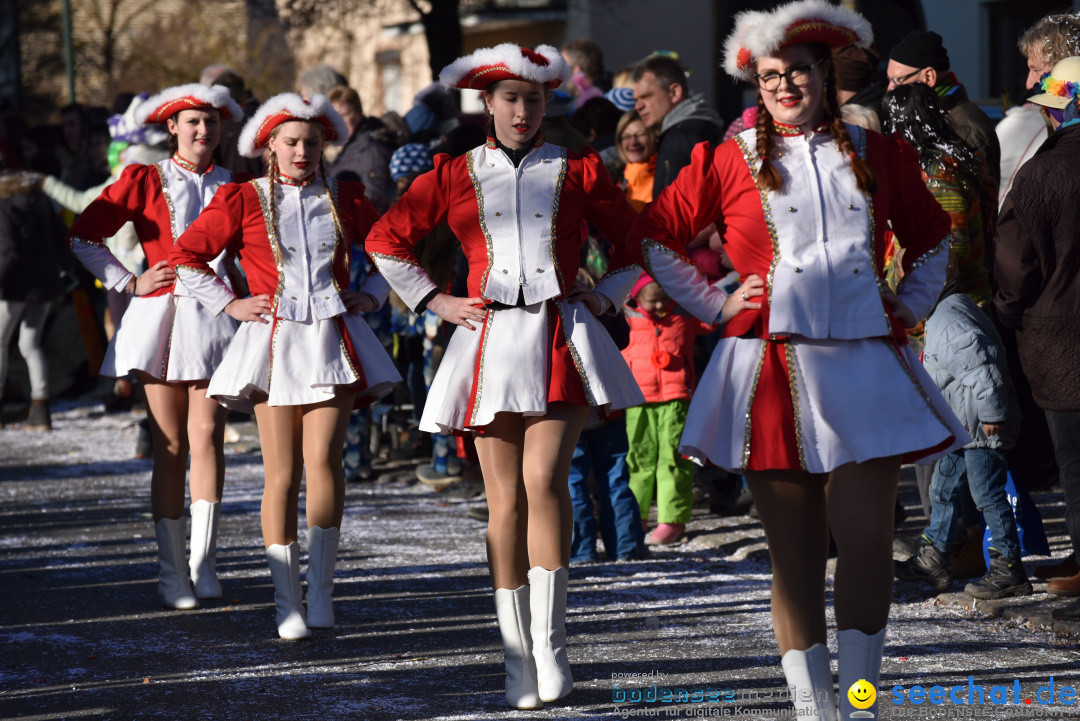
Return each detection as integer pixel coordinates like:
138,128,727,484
887,29,1000,185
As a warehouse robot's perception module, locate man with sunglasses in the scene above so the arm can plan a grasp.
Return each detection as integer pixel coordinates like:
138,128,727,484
886,29,1000,185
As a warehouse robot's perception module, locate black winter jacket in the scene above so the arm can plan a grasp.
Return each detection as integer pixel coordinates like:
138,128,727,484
994,122,1080,410
0,173,68,303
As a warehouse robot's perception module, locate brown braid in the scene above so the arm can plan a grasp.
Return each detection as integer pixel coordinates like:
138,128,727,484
753,94,783,192
822,60,878,194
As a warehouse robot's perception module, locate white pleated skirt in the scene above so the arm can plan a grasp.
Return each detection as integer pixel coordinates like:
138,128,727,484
421,299,645,434
681,334,969,474
101,293,236,382
206,311,401,413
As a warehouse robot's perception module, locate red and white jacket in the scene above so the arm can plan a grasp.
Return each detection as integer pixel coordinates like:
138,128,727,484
629,125,953,343
365,138,642,311
68,157,235,293
169,176,388,319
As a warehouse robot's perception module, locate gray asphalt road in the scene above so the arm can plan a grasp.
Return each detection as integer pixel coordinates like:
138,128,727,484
1,403,1078,721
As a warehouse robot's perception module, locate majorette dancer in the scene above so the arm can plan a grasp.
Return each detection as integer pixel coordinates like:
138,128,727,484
628,2,968,718
67,83,245,611
365,44,645,708
170,93,401,639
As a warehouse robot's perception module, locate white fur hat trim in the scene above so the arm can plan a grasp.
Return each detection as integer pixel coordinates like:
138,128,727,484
135,83,244,124
439,43,571,89
237,93,349,158
723,0,873,82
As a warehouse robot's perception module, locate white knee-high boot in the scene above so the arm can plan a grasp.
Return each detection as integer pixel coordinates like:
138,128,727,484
494,585,543,709
265,542,312,640
528,566,573,702
781,643,837,721
188,500,222,599
837,628,886,720
305,526,339,629
155,517,198,610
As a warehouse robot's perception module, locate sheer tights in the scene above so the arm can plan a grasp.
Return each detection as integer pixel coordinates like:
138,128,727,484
137,372,225,522
745,455,900,654
474,403,589,590
253,392,352,548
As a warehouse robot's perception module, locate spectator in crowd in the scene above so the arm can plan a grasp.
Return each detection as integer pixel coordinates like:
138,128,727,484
562,38,608,108
884,83,995,311
604,87,635,113
0,170,69,430
995,13,1080,551
895,258,1029,600
994,56,1080,620
56,103,87,187
614,110,658,211
833,42,884,123
327,85,395,214
998,11,1080,205
298,64,347,101
623,273,715,546
200,64,263,177
883,81,998,570
568,263,646,564
569,96,622,165
631,54,723,199
403,83,459,145
41,94,168,415
886,30,1001,186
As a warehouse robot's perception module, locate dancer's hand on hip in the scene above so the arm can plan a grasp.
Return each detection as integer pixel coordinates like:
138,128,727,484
131,261,176,296
720,274,764,324
428,292,488,330
341,290,376,314
224,294,272,323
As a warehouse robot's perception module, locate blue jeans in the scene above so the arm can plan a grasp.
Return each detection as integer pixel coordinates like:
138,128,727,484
568,420,646,562
923,447,1021,559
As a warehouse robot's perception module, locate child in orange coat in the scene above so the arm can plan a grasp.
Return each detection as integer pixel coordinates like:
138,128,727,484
622,273,715,545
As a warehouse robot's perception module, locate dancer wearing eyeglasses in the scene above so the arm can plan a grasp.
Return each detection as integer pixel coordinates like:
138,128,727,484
628,2,967,719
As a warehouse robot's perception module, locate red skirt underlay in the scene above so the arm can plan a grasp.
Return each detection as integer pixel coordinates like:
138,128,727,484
742,338,957,472
746,340,801,472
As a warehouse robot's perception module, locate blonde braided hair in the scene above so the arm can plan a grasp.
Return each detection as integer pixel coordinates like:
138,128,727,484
265,150,280,242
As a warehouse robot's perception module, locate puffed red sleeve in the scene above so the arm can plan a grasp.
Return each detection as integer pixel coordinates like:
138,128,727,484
170,183,246,316
339,180,390,307
885,134,953,323
627,141,729,323
365,154,452,311
580,148,642,310
67,163,149,291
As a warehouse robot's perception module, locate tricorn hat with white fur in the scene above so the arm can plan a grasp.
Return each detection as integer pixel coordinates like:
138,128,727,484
237,93,349,158
439,43,570,90
135,83,244,124
723,0,873,83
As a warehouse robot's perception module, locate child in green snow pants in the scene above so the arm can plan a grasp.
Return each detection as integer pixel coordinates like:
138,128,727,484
626,398,694,524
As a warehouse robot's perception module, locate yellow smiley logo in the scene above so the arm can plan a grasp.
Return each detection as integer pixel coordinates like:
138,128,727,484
848,679,877,710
